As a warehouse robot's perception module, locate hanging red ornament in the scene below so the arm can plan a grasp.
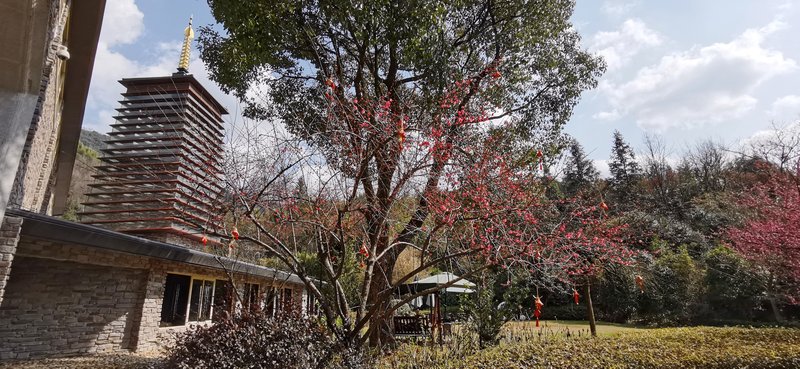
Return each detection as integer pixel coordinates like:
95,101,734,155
534,296,544,327
491,70,502,79
635,275,645,293
600,201,609,211
358,243,370,258
397,120,406,148
231,227,240,240
573,289,580,305
325,77,336,89
201,235,208,245
536,150,544,171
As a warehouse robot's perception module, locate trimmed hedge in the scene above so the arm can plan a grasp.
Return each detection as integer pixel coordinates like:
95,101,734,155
381,327,800,369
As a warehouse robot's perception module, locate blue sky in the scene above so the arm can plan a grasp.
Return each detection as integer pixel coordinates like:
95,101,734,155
85,0,800,176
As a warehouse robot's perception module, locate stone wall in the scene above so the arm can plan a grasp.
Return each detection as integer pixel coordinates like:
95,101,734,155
0,257,147,359
8,0,70,214
0,0,63,224
0,216,22,306
0,233,307,358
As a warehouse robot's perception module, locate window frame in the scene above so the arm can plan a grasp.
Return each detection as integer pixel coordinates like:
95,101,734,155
160,272,217,327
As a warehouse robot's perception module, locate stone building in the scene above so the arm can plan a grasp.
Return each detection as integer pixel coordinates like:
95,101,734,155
0,4,311,360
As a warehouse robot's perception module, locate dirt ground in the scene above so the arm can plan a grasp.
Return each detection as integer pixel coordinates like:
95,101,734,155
0,353,162,369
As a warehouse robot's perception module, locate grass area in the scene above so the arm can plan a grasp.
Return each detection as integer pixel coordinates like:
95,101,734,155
381,326,800,369
503,319,640,336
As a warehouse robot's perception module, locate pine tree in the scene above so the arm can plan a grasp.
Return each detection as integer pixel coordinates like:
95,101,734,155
295,176,308,199
608,130,641,207
563,139,599,196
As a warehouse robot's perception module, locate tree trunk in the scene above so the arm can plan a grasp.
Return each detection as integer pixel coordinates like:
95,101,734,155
584,282,597,337
767,295,784,323
367,268,395,347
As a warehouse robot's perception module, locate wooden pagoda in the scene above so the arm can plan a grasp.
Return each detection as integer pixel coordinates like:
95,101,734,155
81,18,227,249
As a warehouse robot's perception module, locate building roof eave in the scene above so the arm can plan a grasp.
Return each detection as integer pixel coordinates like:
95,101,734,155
6,209,305,286
51,0,107,216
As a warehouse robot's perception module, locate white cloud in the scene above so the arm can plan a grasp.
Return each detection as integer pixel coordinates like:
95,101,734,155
84,1,243,134
595,20,797,132
594,159,611,178
739,122,800,169
769,95,800,119
590,19,662,71
602,0,639,16
98,0,144,46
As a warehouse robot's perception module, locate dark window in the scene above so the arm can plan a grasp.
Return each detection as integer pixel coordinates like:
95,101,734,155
282,288,294,312
161,274,191,326
306,291,318,316
189,279,214,322
242,283,260,312
213,279,232,321
264,287,276,317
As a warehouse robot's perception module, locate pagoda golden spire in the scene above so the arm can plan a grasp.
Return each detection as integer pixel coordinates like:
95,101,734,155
177,16,194,73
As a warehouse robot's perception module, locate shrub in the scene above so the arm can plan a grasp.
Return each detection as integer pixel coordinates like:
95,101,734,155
593,264,639,323
539,303,586,321
704,245,765,320
160,313,365,369
461,280,513,348
636,246,706,325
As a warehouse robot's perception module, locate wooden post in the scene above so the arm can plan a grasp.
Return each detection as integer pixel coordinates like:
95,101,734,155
436,293,443,344
584,279,597,337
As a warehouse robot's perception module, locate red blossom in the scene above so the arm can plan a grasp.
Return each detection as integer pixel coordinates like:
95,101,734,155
727,169,800,300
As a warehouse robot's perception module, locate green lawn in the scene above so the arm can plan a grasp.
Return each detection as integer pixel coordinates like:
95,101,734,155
503,319,640,336
382,326,800,369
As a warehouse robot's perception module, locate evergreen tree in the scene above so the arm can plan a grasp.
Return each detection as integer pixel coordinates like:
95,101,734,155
295,176,308,199
608,130,641,207
563,139,599,196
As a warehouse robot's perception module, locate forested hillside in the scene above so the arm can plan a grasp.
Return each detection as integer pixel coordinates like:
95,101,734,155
537,125,800,325
62,130,107,220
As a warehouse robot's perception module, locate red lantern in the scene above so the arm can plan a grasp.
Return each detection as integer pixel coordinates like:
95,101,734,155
325,78,336,89
534,296,544,327
231,227,240,240
536,150,544,171
573,289,580,305
635,275,645,293
358,243,370,258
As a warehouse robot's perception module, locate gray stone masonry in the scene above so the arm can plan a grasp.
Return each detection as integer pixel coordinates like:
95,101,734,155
0,234,306,358
8,0,70,214
0,257,147,359
0,216,22,306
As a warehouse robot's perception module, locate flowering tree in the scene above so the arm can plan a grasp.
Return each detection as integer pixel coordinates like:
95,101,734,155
199,0,608,350
536,199,632,336
727,166,800,319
